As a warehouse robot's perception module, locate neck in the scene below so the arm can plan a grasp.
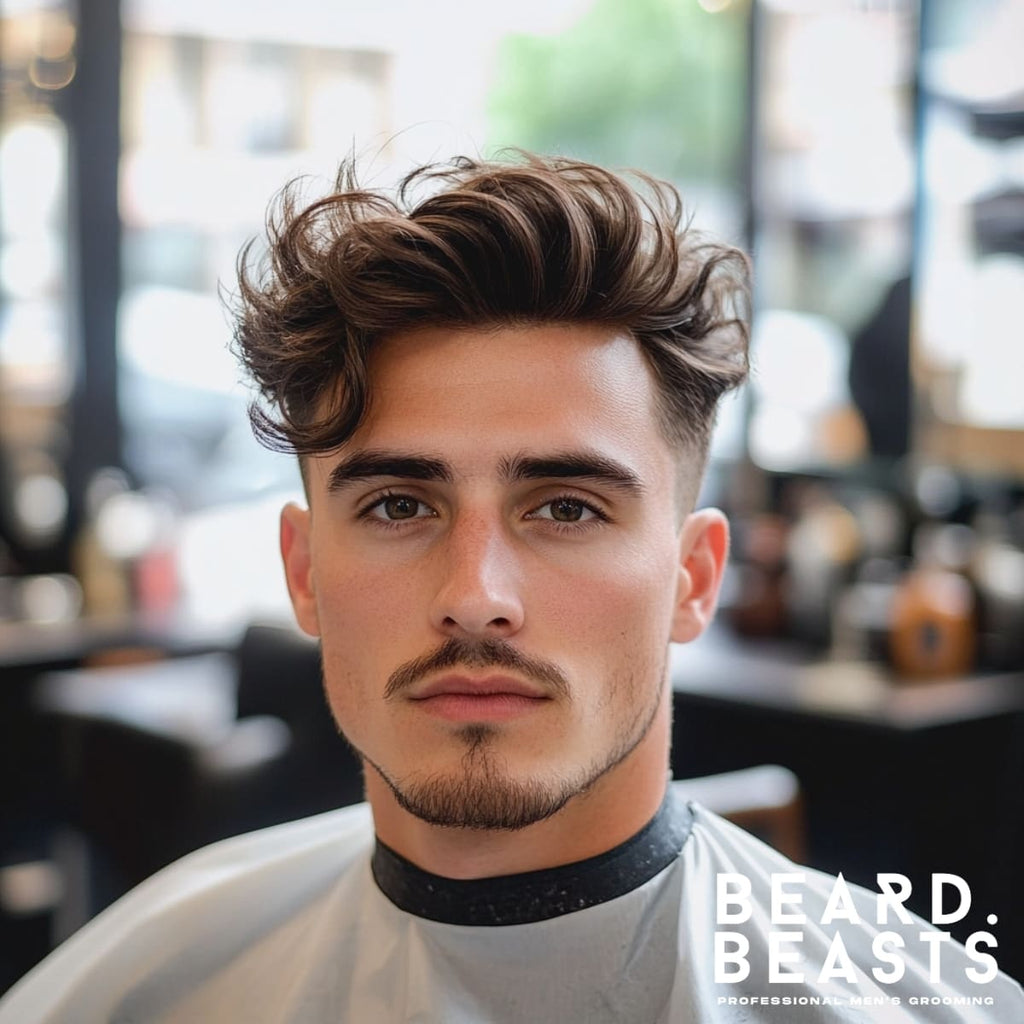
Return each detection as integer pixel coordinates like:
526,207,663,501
366,686,672,879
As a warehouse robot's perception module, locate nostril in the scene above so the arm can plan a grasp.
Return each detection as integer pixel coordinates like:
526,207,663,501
441,615,513,631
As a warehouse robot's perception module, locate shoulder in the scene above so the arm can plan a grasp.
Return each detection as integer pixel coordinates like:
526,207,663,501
89,800,375,927
151,800,375,881
0,803,374,1024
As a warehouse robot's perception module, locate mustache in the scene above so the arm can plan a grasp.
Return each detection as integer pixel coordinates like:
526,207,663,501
384,637,570,701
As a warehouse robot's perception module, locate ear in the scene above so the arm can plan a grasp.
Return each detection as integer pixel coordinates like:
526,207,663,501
280,502,320,638
670,508,729,644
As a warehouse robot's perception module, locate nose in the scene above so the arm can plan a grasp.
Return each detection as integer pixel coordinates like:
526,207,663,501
429,513,525,639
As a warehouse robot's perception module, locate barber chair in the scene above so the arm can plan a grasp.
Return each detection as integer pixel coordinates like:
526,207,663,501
33,623,363,923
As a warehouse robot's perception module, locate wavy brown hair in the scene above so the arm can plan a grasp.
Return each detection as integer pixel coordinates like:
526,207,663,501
232,153,750,461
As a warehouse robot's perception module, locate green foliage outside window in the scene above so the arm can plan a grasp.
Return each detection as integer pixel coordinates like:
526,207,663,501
486,0,747,190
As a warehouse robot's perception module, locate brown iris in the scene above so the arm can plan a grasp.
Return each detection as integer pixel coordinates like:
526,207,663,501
383,496,419,519
550,498,585,522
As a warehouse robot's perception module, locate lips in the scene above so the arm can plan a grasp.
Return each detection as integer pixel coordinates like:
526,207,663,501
408,674,551,722
410,674,550,701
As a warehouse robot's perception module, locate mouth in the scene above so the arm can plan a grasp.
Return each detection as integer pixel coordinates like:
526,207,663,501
409,674,551,722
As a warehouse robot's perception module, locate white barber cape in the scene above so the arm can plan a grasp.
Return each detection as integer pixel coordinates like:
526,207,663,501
1,784,1021,1023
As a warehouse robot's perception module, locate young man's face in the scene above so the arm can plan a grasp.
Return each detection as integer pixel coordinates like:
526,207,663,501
281,324,726,831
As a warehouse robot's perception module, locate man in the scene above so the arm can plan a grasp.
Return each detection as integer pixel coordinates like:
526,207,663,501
2,155,1021,1022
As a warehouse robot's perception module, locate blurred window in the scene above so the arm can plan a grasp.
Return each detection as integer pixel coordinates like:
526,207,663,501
118,8,395,507
914,0,1024,476
0,0,76,573
747,0,917,471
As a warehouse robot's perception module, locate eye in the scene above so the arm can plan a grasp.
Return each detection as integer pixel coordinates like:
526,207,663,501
527,496,605,524
361,493,436,523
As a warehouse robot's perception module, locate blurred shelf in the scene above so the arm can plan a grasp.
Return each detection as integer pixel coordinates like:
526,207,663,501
0,612,239,674
671,625,1024,731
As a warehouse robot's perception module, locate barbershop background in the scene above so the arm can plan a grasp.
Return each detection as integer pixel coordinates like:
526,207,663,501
2,0,1023,994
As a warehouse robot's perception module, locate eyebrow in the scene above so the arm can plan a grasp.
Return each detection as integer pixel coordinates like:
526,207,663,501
325,447,644,496
499,451,644,495
326,451,453,492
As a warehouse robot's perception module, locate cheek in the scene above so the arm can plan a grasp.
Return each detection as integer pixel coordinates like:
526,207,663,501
547,542,680,655
310,560,422,716
311,543,424,634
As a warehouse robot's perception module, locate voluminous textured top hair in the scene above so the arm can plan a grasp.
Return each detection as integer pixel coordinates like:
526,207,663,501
233,153,750,460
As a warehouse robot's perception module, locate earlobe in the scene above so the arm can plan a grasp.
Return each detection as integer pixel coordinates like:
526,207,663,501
670,508,729,644
280,503,320,638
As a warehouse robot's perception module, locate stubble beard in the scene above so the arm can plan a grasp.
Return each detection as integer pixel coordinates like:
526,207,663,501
358,659,668,833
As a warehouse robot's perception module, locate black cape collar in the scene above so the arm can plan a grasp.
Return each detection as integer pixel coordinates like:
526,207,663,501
371,788,693,927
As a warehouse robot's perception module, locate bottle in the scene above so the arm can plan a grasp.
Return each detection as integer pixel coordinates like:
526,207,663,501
888,523,977,679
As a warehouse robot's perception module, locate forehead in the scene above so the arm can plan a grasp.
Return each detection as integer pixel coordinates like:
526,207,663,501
382,323,655,431
308,323,681,489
